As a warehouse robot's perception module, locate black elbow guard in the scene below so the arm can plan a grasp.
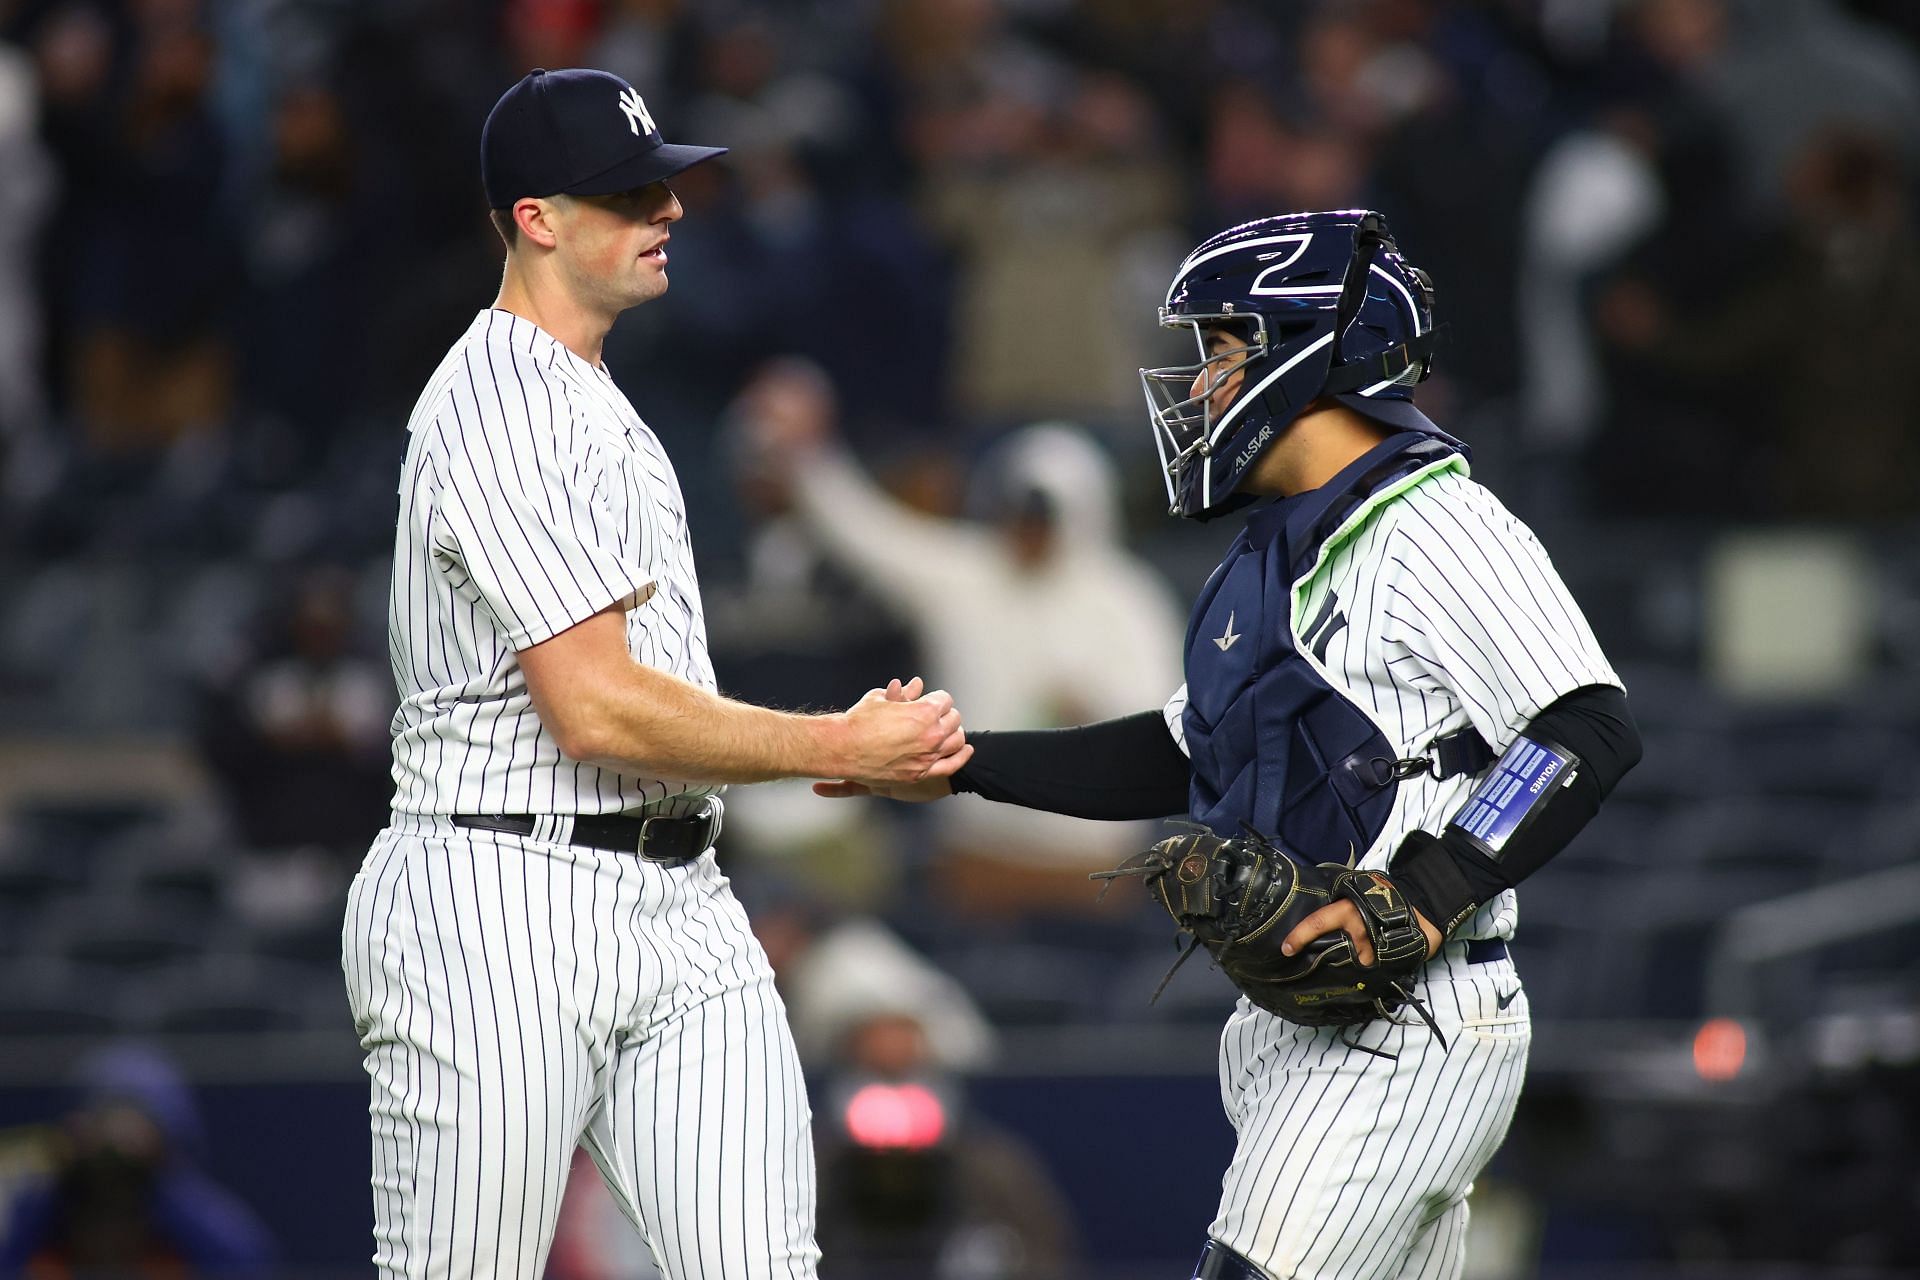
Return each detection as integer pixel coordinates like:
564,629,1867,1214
1391,733,1599,936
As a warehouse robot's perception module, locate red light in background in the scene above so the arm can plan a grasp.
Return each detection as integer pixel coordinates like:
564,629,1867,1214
1694,1017,1747,1082
844,1083,947,1150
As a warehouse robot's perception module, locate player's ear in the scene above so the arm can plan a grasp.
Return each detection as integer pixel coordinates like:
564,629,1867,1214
514,196,563,250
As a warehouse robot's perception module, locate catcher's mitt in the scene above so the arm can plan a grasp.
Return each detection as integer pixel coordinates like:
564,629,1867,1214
1097,827,1439,1048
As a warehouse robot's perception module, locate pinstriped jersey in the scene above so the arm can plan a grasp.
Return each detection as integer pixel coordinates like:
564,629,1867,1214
386,309,720,815
1166,455,1618,940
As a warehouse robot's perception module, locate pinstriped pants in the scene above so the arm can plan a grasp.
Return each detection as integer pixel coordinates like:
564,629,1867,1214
342,815,819,1279
1209,944,1531,1280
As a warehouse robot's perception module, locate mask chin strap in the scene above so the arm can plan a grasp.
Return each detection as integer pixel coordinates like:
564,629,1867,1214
1322,213,1437,397
1320,331,1438,395
1332,215,1388,356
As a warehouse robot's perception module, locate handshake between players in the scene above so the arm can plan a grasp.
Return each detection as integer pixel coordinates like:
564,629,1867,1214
831,675,972,788
817,680,1440,976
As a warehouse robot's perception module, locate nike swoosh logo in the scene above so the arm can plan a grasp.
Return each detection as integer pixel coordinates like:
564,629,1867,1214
1214,611,1240,652
1495,988,1519,1010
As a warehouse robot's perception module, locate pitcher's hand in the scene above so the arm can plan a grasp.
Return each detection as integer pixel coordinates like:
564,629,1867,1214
815,677,962,800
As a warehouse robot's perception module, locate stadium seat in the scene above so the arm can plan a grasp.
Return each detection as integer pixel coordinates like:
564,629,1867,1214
13,798,167,859
43,900,211,977
1722,718,1916,804
0,847,89,910
128,844,231,914
0,960,124,1036
131,959,318,1035
1855,798,1920,874
943,942,1107,1027
1105,946,1240,1025
242,901,351,969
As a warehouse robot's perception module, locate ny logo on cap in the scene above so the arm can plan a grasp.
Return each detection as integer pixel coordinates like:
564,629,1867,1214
616,87,657,137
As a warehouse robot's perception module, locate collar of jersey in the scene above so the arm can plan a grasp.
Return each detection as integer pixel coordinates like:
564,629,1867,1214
1275,436,1467,637
478,308,611,380
1240,431,1466,594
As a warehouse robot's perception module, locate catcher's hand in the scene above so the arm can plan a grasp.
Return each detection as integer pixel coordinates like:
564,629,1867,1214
1282,879,1445,967
1099,828,1441,1035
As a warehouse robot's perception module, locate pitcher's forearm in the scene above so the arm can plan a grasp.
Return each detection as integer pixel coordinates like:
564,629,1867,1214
518,610,853,782
566,663,850,783
519,611,963,785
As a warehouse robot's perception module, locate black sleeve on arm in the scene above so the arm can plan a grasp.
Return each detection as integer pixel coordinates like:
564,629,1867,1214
950,710,1192,821
1392,683,1643,936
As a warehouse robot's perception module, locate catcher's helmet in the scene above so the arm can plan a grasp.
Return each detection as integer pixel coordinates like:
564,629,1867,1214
1141,209,1445,519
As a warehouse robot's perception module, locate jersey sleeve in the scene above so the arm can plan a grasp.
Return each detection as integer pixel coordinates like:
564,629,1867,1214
428,347,655,651
1162,683,1191,758
1380,487,1619,746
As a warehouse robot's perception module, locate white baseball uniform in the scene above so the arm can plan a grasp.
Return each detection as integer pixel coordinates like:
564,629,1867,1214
343,309,819,1279
1166,463,1619,1279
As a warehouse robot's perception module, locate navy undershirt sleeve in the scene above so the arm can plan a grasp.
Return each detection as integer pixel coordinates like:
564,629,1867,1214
950,710,1191,820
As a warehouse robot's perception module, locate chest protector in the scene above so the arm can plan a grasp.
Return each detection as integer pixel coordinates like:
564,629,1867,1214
1183,432,1488,858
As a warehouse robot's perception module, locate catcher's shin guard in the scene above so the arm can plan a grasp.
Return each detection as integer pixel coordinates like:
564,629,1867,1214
1193,1239,1269,1280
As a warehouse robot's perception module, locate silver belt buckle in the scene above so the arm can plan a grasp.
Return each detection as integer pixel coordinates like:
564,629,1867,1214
637,797,721,861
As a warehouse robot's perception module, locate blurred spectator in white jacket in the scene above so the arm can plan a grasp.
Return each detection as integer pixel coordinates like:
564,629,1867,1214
752,890,998,1074
0,43,54,442
727,359,1186,915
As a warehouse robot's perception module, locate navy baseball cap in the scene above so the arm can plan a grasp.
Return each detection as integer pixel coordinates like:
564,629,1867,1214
482,68,727,210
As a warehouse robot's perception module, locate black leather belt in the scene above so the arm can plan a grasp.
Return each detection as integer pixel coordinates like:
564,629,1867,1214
1193,1240,1266,1280
450,800,720,865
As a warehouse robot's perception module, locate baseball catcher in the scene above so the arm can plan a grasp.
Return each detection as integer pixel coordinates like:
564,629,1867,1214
813,208,1643,1280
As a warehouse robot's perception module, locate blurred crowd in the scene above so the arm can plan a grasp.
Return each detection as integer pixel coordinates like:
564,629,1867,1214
0,0,1914,807
2,0,1919,1273
2,0,1917,551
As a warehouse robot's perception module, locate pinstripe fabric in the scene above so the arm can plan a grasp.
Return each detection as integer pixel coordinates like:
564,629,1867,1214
1293,466,1618,942
344,816,818,1279
351,310,817,1278
387,309,719,816
1160,464,1611,1279
1210,947,1529,1280
1396,1196,1467,1280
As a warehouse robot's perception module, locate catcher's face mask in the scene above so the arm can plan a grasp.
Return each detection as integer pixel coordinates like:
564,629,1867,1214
1140,312,1272,511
